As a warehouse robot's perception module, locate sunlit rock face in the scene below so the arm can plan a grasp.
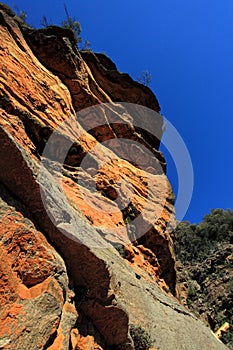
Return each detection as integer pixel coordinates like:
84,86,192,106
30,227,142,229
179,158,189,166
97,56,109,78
0,4,229,349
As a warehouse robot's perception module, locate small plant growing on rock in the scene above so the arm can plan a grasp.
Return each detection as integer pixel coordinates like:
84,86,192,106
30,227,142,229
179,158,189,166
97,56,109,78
61,4,90,50
61,4,82,45
40,4,91,50
187,281,199,299
136,70,152,87
129,324,152,350
115,244,126,258
13,4,27,22
40,15,50,28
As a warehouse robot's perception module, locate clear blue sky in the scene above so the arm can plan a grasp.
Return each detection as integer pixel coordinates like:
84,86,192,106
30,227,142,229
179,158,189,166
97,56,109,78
3,0,233,223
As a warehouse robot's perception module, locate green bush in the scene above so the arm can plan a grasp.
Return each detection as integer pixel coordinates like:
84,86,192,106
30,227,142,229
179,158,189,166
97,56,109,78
174,208,233,349
61,4,90,50
187,283,198,299
115,245,126,258
129,324,152,350
226,278,233,297
40,4,91,50
173,209,233,265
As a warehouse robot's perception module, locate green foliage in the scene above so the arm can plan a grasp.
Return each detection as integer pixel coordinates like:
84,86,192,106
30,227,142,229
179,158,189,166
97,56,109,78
226,278,233,296
187,281,199,299
122,203,138,242
200,208,233,242
61,4,90,50
173,209,233,264
61,4,82,45
115,245,126,258
129,324,152,350
122,202,138,223
215,314,233,348
174,208,233,349
40,4,91,50
136,70,152,87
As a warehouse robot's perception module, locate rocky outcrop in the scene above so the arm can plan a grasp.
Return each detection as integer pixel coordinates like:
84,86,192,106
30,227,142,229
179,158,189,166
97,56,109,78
0,3,229,349
176,245,233,349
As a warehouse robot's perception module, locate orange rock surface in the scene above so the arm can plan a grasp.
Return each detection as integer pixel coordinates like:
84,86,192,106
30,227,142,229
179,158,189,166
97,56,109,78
0,4,228,350
0,194,76,349
71,329,103,350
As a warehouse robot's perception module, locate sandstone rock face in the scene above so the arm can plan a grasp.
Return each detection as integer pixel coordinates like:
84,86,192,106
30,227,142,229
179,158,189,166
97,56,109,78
0,185,77,350
0,3,229,350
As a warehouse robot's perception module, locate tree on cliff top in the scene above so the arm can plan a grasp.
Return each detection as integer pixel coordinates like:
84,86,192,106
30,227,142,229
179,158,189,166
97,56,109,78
61,4,90,50
136,70,152,87
41,4,90,50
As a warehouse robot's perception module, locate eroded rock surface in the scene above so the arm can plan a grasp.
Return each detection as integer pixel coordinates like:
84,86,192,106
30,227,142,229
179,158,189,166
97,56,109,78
0,3,229,349
0,185,77,350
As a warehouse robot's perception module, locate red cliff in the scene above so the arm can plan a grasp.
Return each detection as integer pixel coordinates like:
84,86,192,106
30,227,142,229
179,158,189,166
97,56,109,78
0,3,229,350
